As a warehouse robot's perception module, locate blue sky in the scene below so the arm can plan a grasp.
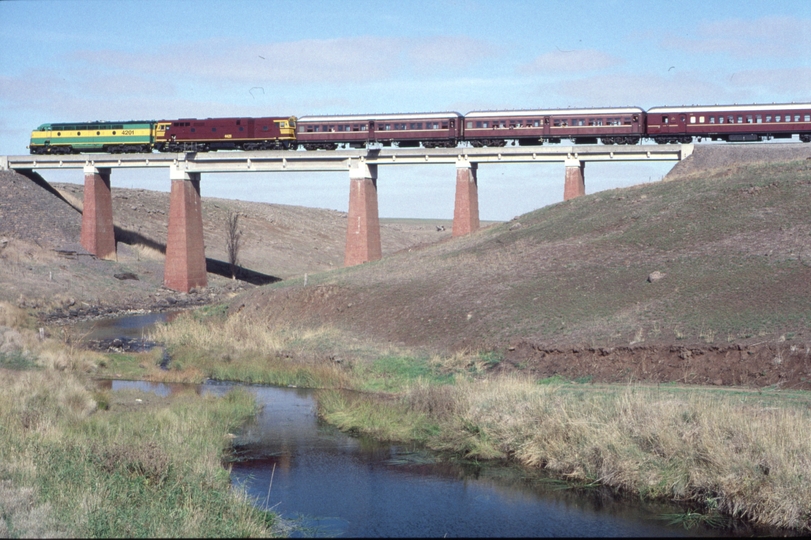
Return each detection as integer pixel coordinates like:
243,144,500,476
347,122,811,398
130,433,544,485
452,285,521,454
2,0,810,219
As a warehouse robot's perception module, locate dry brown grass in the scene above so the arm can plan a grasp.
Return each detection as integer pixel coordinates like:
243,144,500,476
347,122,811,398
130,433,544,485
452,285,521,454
0,480,66,539
0,369,97,435
151,310,317,355
0,301,28,328
418,376,811,531
150,311,354,387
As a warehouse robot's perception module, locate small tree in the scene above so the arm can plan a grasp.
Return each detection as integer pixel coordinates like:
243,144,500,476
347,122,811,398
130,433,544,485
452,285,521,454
225,211,242,280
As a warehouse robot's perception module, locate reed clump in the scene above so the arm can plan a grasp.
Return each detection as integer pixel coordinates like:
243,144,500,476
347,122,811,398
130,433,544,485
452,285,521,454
150,311,353,387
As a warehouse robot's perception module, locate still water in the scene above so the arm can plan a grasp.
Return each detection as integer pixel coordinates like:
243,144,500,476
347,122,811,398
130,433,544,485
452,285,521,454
105,379,740,538
73,311,182,352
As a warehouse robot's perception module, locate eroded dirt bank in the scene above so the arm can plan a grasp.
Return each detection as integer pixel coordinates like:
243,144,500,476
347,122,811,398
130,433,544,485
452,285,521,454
501,341,811,389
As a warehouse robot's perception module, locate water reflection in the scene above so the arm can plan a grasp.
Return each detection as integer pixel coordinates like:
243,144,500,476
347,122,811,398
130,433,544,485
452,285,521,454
73,310,183,352
107,380,740,537
100,379,200,397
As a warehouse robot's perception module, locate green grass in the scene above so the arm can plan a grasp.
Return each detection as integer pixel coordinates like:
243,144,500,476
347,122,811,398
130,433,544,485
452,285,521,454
354,355,454,392
0,352,38,371
0,370,276,537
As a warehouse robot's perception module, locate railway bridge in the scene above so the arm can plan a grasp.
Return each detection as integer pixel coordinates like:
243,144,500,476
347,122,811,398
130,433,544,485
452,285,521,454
1,144,692,292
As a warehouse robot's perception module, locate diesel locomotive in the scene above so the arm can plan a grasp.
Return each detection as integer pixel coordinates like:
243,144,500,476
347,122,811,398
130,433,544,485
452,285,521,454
28,102,811,155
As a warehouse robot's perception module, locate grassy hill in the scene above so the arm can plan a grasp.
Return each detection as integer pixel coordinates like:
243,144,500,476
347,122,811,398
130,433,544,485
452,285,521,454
234,147,811,387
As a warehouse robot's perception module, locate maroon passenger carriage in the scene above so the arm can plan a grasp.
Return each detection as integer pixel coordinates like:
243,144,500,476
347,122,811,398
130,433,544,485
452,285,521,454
463,107,646,146
647,103,811,144
296,112,464,150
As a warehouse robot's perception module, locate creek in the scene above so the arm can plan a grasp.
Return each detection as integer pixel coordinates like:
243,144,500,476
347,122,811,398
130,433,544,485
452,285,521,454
87,313,760,537
102,379,747,538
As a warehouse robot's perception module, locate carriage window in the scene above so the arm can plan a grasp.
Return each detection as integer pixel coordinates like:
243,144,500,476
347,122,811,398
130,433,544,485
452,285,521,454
442,122,448,129
554,119,561,127
360,125,367,131
766,115,772,122
467,122,473,128
746,115,753,123
623,117,631,125
805,115,811,122
709,117,715,124
717,117,724,124
775,115,781,122
533,120,540,127
698,116,705,123
795,115,801,122
756,115,762,123
663,116,669,124
736,116,742,123
577,119,584,126
690,117,696,124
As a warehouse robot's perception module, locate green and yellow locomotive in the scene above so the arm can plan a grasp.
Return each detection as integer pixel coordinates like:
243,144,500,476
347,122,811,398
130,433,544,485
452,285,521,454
28,121,154,154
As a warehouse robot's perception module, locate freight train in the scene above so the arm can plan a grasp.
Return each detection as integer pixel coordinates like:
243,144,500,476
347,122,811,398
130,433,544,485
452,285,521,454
28,102,811,155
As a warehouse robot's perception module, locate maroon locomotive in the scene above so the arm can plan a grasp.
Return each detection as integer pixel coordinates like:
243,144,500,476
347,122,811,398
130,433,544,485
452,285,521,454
153,116,297,152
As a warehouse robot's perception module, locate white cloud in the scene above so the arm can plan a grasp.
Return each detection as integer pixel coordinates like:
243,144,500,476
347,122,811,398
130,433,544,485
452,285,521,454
530,71,734,109
519,49,622,73
726,67,811,97
69,35,495,86
660,16,811,58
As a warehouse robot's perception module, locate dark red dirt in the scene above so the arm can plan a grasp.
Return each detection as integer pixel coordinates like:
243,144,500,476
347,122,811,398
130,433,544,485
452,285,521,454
501,341,811,390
